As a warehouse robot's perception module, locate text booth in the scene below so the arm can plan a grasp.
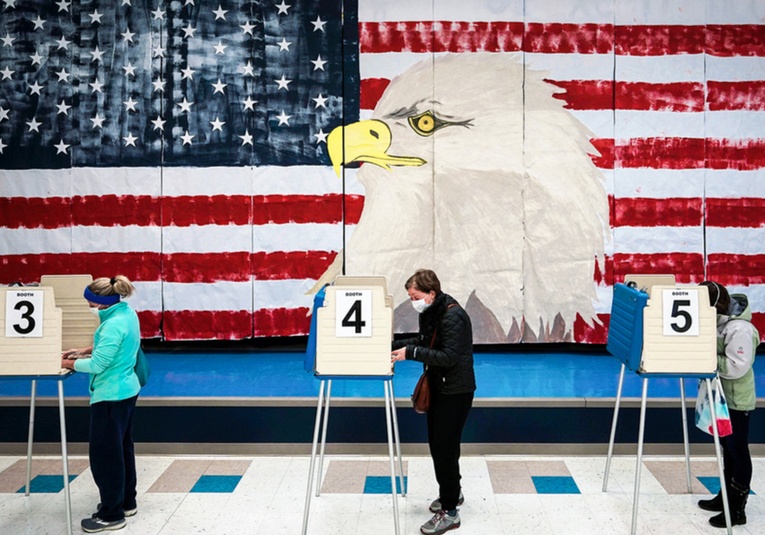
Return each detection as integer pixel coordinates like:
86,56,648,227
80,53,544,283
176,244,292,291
604,279,733,534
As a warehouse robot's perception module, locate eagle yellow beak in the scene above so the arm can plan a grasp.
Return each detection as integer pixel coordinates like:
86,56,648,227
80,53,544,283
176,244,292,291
327,120,426,177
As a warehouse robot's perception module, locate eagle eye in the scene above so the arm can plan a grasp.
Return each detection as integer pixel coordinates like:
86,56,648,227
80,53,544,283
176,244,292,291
408,111,446,137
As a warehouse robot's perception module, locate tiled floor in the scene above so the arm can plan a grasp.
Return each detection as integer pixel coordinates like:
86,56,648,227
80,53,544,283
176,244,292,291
1,454,764,534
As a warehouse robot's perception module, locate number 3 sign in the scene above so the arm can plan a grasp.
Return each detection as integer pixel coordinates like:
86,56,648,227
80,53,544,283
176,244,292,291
662,288,700,336
5,290,45,338
335,290,372,337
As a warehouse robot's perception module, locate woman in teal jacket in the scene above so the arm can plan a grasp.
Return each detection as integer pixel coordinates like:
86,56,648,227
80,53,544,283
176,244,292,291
697,281,759,528
62,275,141,533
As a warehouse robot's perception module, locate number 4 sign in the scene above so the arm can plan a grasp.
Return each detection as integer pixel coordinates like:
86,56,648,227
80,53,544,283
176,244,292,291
5,290,45,338
335,290,372,337
662,288,700,336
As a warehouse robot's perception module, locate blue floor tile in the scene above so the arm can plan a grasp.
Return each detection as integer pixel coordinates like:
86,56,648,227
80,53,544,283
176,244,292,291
697,476,755,495
363,475,407,494
17,474,77,494
190,475,242,493
531,475,580,494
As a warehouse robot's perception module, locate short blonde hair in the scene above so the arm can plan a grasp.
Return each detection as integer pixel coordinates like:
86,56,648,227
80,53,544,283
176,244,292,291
88,275,136,299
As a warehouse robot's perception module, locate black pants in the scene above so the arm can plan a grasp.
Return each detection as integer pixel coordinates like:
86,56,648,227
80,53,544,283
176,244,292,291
427,391,474,511
89,395,138,522
721,408,752,488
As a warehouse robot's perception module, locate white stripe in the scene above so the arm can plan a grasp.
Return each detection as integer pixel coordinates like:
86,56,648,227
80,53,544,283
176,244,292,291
613,169,705,198
705,169,765,197
360,52,434,81
253,223,346,253
526,0,614,23
253,279,316,309
359,0,524,22
128,281,163,312
163,167,253,196
163,225,252,254
252,166,364,195
706,227,765,255
163,282,252,311
706,56,765,82
705,1,765,25
612,226,703,253
615,0,706,25
615,111,704,138
616,55,704,83
71,226,161,253
0,227,72,254
516,53,615,81
0,169,73,197
75,168,161,197
568,110,613,139
706,111,765,139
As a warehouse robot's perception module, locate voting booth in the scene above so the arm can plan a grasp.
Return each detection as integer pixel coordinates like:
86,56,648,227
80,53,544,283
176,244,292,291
41,274,99,352
603,277,732,534
303,276,403,535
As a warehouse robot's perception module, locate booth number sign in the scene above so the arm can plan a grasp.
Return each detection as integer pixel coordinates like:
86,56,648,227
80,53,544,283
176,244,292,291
662,288,700,336
335,290,372,337
5,290,44,338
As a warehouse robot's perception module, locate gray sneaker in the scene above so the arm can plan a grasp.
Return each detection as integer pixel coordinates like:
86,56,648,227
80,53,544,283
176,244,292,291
420,510,461,534
80,516,126,533
429,491,465,513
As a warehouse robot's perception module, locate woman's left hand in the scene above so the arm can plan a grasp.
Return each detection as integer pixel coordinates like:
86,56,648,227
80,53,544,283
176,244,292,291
391,348,406,363
61,358,75,370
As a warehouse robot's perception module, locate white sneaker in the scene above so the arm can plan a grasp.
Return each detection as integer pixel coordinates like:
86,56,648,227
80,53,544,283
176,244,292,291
420,510,461,534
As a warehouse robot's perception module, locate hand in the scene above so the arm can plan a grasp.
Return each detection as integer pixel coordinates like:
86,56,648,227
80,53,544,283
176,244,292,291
62,349,80,359
391,348,406,364
61,358,75,370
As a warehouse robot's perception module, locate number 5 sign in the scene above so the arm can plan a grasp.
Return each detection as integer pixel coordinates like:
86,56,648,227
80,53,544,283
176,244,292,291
662,288,700,336
335,290,372,337
5,290,45,338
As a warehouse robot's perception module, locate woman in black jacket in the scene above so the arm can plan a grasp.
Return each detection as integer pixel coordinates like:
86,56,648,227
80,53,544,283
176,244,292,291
391,269,476,535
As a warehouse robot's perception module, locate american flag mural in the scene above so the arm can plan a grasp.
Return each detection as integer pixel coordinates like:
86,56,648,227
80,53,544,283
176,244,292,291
1,0,764,343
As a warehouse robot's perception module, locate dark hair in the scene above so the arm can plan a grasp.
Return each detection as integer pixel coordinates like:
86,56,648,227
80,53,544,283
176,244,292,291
700,280,730,314
405,269,441,294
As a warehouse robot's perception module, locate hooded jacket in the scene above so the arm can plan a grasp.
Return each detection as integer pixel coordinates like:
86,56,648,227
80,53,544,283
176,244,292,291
716,294,759,411
393,292,476,395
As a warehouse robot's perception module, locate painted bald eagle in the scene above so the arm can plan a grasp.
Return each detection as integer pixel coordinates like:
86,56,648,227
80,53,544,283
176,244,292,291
314,53,609,343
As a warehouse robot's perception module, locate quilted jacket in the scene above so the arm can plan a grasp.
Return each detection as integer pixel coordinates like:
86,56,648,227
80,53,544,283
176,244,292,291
393,292,476,395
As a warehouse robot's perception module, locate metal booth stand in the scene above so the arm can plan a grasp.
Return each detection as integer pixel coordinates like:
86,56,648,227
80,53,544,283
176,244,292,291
603,279,732,535
301,278,405,535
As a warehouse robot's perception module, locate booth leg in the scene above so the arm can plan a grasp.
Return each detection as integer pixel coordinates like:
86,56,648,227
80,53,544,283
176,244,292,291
679,379,692,493
302,380,326,535
631,377,649,535
603,363,626,492
387,379,405,497
316,380,332,497
25,380,37,496
708,378,733,535
58,381,72,535
384,380,401,535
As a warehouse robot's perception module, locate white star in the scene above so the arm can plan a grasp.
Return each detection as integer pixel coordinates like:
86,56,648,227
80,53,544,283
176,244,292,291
152,44,165,58
274,74,292,91
240,61,255,77
213,41,227,55
2,33,15,47
211,79,227,94
28,81,43,95
0,66,13,80
121,28,135,43
275,1,290,15
152,78,166,92
2,0,16,9
121,0,132,5
180,66,195,80
240,21,255,35
123,98,138,112
151,8,164,20
56,100,71,115
0,107,8,122
30,51,43,66
90,113,105,129
239,129,253,146
210,117,225,132
177,98,193,113
55,0,70,13
123,63,136,78
311,16,327,32
123,133,138,147
54,139,70,154
55,36,70,50
89,9,103,24
182,25,196,38
90,47,105,62
151,115,166,131
32,16,46,30
212,5,228,20
89,79,104,93
56,68,70,82
0,138,6,155
181,131,194,145
242,96,257,111
311,55,327,71
277,38,291,51
184,0,195,5
276,110,292,126
314,129,328,144
312,94,328,108
26,117,42,132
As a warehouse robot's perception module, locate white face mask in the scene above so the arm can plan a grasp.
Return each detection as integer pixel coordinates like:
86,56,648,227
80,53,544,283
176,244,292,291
89,307,100,318
411,298,431,314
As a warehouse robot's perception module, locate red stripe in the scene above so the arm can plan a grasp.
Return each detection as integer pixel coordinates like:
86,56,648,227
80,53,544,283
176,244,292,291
708,81,765,111
573,313,609,344
751,313,765,339
707,139,765,170
252,195,364,225
360,22,762,57
610,253,704,284
707,254,765,285
706,198,765,228
613,197,703,227
254,307,311,337
162,310,253,341
360,78,391,111
164,252,252,283
0,253,161,284
162,195,251,226
137,310,162,339
252,251,338,281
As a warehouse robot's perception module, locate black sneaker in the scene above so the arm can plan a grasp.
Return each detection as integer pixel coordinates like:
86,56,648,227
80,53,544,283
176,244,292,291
81,516,126,533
